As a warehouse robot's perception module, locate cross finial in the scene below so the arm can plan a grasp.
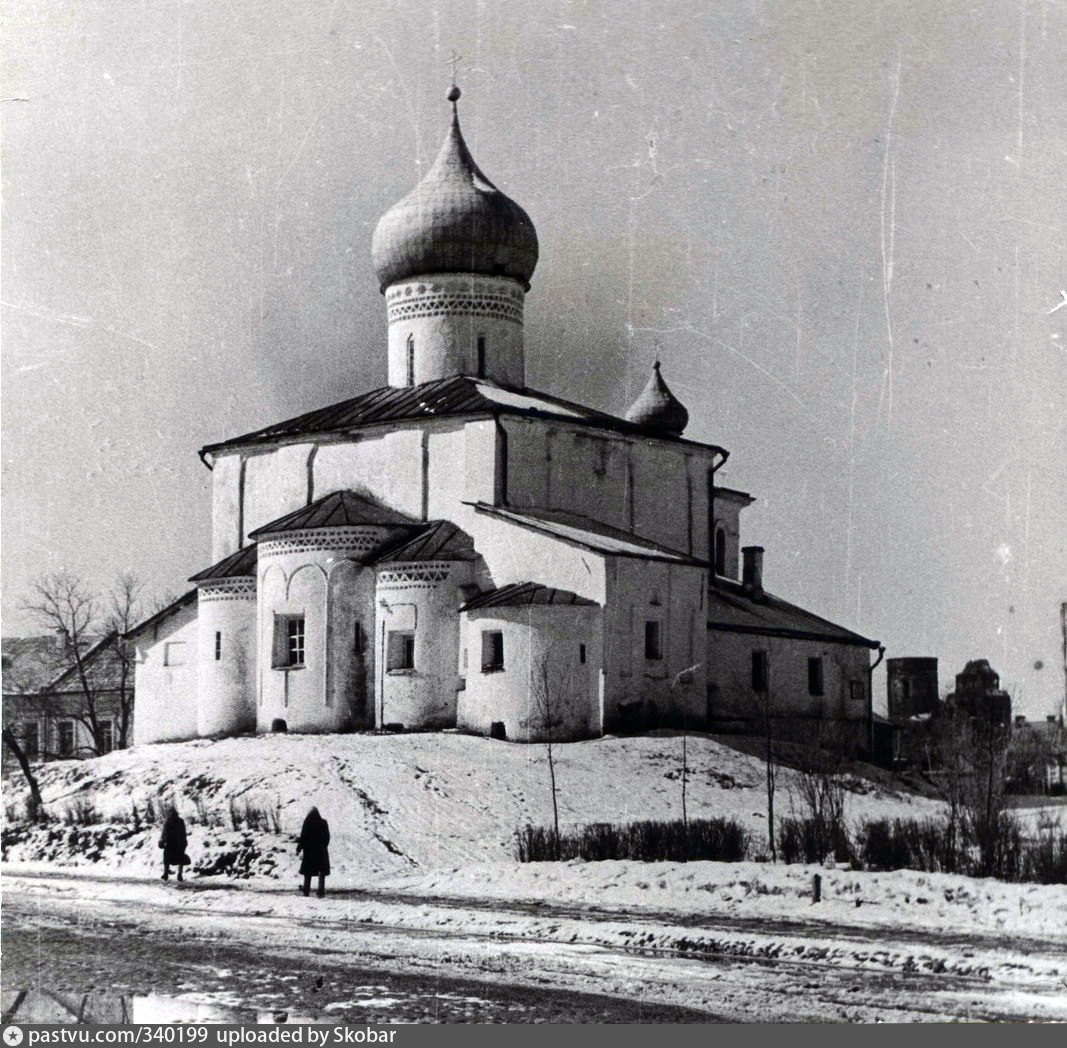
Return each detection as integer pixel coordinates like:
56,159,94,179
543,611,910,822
446,50,462,88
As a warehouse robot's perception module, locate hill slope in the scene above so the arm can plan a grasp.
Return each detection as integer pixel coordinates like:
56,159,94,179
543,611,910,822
2,731,943,881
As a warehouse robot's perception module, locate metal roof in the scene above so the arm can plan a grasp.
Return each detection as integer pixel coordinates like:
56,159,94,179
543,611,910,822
707,577,880,649
248,490,419,538
189,543,258,582
124,590,199,642
373,520,478,563
371,95,538,291
200,376,728,459
460,582,597,611
468,503,707,566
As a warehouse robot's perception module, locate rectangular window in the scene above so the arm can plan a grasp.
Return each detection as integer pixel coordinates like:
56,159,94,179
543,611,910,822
751,651,768,693
163,641,186,667
644,620,663,660
807,657,824,696
353,621,364,654
481,630,504,672
406,335,415,387
476,335,486,378
387,630,415,672
215,631,222,661
286,618,305,666
579,643,587,664
850,680,865,703
99,720,114,754
57,720,75,757
23,722,39,758
272,615,305,668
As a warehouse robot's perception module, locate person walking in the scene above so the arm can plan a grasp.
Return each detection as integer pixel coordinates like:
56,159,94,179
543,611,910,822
297,806,330,898
159,806,189,883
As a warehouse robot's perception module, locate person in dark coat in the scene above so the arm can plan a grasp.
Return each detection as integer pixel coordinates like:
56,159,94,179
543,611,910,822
297,807,330,898
159,806,189,883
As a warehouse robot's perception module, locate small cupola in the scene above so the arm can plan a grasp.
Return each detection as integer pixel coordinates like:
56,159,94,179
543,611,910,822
624,361,689,436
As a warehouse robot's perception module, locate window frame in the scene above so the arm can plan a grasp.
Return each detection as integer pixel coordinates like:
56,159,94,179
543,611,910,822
99,720,114,754
481,630,504,673
22,721,39,759
405,333,415,387
387,630,416,673
57,720,75,757
644,620,663,661
714,526,727,576
807,656,825,697
850,680,866,703
272,613,306,669
751,650,769,693
214,630,222,661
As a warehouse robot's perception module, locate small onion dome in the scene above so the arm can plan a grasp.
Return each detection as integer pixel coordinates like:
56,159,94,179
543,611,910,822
371,89,539,292
625,361,689,436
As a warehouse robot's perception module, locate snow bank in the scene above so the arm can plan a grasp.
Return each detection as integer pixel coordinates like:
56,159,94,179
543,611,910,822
3,731,946,878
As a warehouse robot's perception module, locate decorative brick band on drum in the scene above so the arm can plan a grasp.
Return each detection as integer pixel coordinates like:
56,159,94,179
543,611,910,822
198,578,256,602
385,276,525,325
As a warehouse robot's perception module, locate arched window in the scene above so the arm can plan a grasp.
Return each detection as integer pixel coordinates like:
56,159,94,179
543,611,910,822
714,526,727,576
406,334,415,387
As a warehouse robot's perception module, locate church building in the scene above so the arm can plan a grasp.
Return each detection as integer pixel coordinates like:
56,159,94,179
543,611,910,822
130,88,880,750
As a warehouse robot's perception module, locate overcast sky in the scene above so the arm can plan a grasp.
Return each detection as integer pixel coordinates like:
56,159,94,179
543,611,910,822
3,0,1065,715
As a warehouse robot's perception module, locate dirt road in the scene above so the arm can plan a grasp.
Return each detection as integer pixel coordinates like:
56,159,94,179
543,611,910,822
3,872,1064,1023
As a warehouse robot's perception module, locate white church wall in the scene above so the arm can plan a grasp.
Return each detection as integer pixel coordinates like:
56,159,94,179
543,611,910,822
374,561,475,730
467,508,608,604
602,559,707,730
706,631,872,748
631,442,703,557
457,604,603,742
711,498,745,579
242,443,314,541
257,532,396,734
196,580,257,737
132,602,199,746
426,423,474,519
312,428,426,520
210,453,244,561
498,417,715,559
463,420,501,507
325,561,377,729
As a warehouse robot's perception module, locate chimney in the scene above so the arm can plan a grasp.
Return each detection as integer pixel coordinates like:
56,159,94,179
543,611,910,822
741,546,764,596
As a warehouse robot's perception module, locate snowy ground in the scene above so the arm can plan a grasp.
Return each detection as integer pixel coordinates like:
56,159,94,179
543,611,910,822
3,733,1066,1023
2,731,950,878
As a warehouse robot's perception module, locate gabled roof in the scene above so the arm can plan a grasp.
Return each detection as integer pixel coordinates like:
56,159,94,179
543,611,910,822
707,577,880,649
41,630,126,693
468,503,707,566
124,590,199,642
189,543,258,582
373,520,478,563
460,582,597,611
200,376,728,459
248,490,419,538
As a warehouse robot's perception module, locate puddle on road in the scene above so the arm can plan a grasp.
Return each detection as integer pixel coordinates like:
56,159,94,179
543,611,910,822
2,987,508,1025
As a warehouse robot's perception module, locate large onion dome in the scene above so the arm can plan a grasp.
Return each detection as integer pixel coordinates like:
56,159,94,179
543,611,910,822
625,361,689,436
371,87,539,292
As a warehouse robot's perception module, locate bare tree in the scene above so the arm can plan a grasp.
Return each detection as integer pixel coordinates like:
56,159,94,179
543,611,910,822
671,663,702,840
16,570,143,757
530,647,571,857
1,725,43,812
750,676,780,863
